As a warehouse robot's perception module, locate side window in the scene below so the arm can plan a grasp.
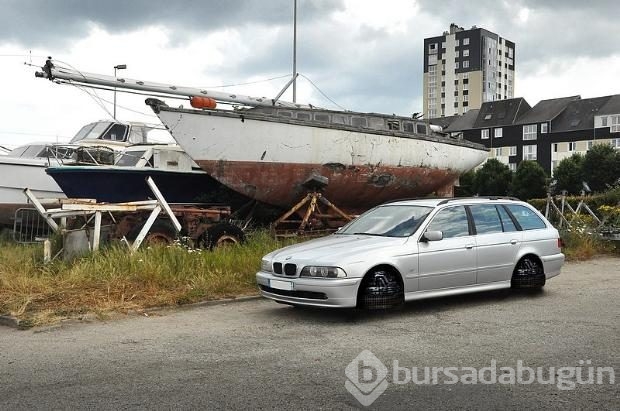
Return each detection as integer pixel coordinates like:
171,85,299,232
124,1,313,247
497,205,518,232
426,206,470,238
469,204,503,234
506,204,547,230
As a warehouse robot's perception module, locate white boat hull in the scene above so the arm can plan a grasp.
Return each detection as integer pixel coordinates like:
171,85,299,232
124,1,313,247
0,157,65,226
155,107,489,211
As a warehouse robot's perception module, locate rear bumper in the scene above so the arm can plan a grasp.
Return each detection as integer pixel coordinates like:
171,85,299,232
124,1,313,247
256,271,361,308
542,253,565,279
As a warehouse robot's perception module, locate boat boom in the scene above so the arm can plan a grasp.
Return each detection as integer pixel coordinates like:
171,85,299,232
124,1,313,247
35,59,310,109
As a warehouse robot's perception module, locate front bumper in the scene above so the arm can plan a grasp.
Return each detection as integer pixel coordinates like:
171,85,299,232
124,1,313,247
256,271,361,308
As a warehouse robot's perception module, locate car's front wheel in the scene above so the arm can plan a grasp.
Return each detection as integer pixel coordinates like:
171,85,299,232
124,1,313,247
358,269,404,309
511,256,546,289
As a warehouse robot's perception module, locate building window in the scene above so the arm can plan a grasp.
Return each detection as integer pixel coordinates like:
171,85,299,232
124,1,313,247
541,123,548,133
463,60,469,69
428,109,437,118
613,138,620,148
587,141,594,150
455,39,460,46
463,73,469,80
463,37,469,45
428,43,437,53
508,163,516,172
523,124,537,140
455,50,460,58
455,61,460,69
463,94,468,102
481,129,489,139
553,143,559,153
611,115,620,133
494,147,502,157
428,54,438,65
568,142,576,152
523,145,537,160
509,146,517,156
601,116,608,127
462,82,468,91
463,49,469,57
494,128,503,138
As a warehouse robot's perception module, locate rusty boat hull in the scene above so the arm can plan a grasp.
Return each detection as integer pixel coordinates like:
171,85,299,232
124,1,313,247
149,102,489,212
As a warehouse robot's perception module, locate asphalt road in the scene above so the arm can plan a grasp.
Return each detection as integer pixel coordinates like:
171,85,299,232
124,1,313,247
0,258,618,410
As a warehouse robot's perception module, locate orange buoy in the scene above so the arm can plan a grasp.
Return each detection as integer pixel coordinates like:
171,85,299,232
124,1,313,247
190,96,217,109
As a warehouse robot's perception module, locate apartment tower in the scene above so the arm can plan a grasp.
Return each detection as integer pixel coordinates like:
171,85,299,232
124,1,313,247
423,24,515,118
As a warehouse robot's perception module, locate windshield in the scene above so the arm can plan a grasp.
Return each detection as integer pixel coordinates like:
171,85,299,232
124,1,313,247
338,205,433,237
70,122,112,143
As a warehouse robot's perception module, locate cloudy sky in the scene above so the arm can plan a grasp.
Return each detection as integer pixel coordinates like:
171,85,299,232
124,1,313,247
1,0,619,148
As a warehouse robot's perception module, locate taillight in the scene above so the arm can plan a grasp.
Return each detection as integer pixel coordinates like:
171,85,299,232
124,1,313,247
558,238,564,249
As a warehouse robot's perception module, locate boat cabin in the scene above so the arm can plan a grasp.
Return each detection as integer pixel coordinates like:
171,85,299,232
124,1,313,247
70,121,162,145
248,107,440,136
115,145,200,172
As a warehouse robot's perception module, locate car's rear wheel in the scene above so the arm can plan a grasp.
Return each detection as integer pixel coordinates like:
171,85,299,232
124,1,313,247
358,268,404,309
511,256,546,289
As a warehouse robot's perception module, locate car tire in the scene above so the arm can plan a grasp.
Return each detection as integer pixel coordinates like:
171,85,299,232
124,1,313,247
511,256,546,289
358,269,404,310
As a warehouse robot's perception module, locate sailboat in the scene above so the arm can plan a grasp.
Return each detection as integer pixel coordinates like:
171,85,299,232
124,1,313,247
36,61,488,215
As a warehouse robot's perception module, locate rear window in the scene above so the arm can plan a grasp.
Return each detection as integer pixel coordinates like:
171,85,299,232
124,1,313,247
505,204,547,230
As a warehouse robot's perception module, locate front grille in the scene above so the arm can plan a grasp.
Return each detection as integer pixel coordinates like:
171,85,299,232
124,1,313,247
284,263,297,276
260,285,327,300
272,262,297,277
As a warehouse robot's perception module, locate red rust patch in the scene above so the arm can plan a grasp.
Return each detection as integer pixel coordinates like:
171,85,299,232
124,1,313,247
196,160,460,213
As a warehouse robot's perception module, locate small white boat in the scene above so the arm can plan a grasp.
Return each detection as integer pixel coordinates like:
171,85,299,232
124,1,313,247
0,120,170,228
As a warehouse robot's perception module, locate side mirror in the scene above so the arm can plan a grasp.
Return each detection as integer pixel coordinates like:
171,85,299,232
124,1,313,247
421,230,443,242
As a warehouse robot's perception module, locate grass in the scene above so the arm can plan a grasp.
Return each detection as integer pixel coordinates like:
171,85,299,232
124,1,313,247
0,230,300,326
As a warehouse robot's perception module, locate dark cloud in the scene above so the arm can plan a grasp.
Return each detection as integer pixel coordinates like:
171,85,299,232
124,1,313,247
0,0,345,47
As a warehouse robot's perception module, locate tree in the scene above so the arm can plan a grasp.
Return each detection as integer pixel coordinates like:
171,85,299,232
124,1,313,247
455,170,476,197
582,144,620,192
473,158,513,196
553,153,584,195
511,160,548,200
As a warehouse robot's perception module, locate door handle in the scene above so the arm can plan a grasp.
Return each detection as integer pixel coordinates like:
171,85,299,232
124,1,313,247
465,244,474,249
510,239,518,245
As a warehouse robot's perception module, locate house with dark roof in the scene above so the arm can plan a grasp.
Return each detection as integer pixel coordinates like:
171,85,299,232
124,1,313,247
436,94,620,175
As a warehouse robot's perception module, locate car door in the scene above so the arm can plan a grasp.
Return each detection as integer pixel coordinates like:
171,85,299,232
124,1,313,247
417,205,477,290
469,204,522,284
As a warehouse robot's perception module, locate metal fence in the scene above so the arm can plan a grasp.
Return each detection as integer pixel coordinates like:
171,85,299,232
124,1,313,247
12,208,55,243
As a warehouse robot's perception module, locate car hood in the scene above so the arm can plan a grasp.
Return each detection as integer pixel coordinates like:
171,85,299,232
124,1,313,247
265,234,409,265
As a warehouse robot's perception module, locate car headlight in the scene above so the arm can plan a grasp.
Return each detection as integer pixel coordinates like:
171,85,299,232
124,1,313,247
300,266,347,279
261,258,272,273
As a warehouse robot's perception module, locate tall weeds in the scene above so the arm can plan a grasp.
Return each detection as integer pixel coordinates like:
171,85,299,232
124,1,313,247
0,230,299,325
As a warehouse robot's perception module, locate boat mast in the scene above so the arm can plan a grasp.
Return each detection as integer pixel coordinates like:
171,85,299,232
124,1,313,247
293,0,297,103
35,59,312,109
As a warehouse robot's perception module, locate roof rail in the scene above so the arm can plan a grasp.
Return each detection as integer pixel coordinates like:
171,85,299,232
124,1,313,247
384,196,453,205
437,196,520,205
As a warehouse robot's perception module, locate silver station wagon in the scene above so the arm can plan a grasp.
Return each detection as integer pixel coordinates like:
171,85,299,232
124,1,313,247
256,197,565,309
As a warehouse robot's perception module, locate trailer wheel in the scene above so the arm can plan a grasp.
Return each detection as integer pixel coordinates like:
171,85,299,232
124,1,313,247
127,220,177,246
199,223,245,250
